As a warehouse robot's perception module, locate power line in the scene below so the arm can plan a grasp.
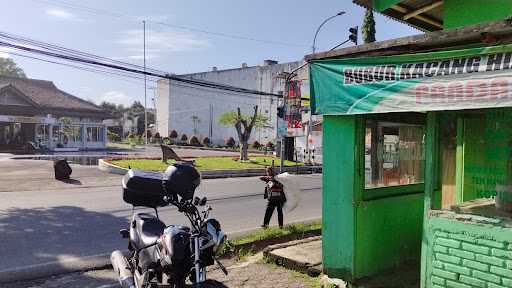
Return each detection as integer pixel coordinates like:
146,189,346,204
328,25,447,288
0,33,286,98
30,0,309,48
9,48,282,103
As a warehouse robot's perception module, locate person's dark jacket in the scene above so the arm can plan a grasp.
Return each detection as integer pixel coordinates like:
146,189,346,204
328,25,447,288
260,176,286,203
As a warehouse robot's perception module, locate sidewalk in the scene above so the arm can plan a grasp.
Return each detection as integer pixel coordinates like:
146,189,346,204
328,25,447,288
8,253,319,288
265,237,421,288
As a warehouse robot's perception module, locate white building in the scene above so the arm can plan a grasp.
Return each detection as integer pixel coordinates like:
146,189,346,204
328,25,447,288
155,59,322,163
156,60,304,145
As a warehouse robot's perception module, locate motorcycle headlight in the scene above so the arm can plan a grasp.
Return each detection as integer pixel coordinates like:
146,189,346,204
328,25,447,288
205,218,226,254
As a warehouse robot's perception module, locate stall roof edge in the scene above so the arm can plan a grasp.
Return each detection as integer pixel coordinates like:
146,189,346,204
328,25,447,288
305,19,512,61
352,0,440,32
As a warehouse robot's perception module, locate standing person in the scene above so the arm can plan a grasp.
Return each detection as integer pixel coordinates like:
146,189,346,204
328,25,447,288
260,167,286,228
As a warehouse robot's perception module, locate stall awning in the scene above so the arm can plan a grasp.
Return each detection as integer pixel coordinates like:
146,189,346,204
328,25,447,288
310,44,512,115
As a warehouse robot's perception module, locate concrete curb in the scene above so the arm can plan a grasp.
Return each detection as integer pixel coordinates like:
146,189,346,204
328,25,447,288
0,253,111,284
98,158,322,178
0,218,321,284
264,236,323,277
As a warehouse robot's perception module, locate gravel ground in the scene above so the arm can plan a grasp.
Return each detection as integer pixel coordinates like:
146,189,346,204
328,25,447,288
7,254,316,288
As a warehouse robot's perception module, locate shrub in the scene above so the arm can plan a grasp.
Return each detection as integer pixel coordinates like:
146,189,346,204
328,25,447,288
162,137,171,145
153,132,161,144
251,140,261,149
169,130,178,139
225,137,236,147
180,134,188,142
107,130,120,142
189,136,201,146
202,137,211,146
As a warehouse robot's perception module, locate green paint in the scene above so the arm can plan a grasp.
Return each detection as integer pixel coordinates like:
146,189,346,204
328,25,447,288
421,112,438,288
322,115,357,280
421,109,512,288
322,114,425,281
423,213,512,288
355,194,424,277
373,0,402,12
363,184,424,201
444,0,512,29
455,116,464,204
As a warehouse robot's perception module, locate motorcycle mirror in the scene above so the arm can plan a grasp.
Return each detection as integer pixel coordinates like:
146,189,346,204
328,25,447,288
193,196,200,206
199,197,207,206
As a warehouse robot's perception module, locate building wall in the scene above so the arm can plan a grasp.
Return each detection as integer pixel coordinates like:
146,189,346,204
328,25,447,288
322,114,425,281
444,0,512,29
156,61,304,145
423,211,512,288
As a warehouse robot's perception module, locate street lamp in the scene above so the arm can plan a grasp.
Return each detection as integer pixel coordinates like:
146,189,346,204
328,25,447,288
312,11,346,54
307,11,345,164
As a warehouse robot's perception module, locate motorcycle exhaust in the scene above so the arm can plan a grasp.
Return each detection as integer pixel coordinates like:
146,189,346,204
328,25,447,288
111,250,135,288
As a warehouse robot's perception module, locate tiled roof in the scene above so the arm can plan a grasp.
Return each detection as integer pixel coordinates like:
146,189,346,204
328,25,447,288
0,76,105,115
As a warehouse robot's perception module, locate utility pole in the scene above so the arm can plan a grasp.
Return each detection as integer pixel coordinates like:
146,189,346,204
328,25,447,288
209,104,213,140
143,20,148,147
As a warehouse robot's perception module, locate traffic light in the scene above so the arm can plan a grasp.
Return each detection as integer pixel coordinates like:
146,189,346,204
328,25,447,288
349,26,358,45
277,105,285,118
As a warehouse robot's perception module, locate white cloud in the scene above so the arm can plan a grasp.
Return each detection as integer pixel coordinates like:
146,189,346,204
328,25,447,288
0,47,13,58
117,29,209,59
97,91,133,106
46,8,74,19
45,8,88,21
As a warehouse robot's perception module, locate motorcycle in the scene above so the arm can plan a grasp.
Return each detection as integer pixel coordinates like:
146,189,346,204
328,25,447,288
111,162,228,288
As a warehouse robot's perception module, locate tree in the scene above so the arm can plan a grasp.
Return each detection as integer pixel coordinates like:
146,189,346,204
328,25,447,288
99,101,125,118
0,58,26,78
130,101,145,114
218,106,269,161
58,117,73,146
362,8,376,43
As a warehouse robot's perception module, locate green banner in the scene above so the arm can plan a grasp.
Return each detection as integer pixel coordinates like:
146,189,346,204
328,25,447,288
310,44,512,115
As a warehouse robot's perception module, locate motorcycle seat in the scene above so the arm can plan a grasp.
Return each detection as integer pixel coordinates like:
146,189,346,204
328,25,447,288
132,213,166,248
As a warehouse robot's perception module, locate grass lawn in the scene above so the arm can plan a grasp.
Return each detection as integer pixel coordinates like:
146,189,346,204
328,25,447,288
110,156,303,172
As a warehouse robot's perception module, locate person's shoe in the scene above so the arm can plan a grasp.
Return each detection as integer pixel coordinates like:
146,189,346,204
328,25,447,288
279,226,284,229
261,224,268,229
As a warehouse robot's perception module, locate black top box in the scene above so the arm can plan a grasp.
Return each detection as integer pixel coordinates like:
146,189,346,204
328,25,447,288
122,169,168,208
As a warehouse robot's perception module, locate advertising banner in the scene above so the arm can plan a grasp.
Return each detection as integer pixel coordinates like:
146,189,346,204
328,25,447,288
310,44,512,115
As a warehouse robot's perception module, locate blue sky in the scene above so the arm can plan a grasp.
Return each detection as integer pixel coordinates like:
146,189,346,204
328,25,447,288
1,0,419,107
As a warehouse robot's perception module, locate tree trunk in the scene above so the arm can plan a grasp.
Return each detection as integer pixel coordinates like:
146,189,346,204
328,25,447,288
240,141,249,161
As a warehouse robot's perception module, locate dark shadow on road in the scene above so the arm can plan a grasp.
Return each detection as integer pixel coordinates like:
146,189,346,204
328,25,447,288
59,178,83,185
0,206,232,287
0,205,129,285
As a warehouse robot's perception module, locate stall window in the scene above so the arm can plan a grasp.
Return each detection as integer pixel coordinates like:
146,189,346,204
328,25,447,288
71,126,82,142
365,120,425,188
87,127,104,142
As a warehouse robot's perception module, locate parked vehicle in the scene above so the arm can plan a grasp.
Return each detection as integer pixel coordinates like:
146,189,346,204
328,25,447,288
111,163,228,288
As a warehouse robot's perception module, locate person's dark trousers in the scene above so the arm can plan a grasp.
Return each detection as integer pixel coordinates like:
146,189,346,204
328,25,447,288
263,200,283,227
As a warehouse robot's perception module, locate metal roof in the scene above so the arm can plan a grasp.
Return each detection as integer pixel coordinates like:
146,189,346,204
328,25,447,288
353,0,443,32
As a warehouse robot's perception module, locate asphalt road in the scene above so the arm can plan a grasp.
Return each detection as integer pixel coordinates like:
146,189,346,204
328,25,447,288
0,159,321,282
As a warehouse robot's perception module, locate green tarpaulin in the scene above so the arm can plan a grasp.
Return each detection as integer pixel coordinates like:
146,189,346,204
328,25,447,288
310,44,512,115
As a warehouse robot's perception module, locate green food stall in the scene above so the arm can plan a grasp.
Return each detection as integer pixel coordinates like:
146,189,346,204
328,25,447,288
308,19,512,287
